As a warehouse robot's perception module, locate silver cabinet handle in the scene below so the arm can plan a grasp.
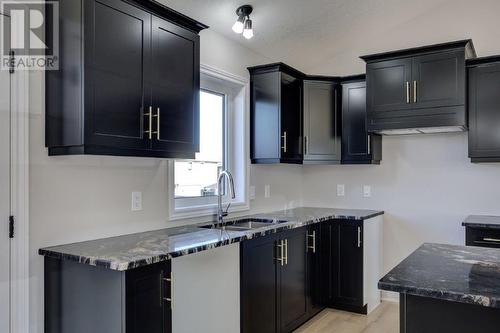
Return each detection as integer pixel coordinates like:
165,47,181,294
406,82,410,104
483,238,500,243
156,107,161,140
145,106,153,140
276,240,284,266
281,131,287,153
413,80,417,103
357,227,362,248
304,136,308,155
307,231,316,253
367,135,371,155
162,272,173,309
284,239,288,265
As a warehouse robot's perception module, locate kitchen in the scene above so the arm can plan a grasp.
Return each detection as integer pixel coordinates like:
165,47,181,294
1,0,500,333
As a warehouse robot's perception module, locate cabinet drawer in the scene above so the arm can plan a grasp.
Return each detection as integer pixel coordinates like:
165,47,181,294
466,227,500,248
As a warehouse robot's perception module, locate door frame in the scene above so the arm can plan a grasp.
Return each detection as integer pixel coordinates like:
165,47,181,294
1,8,30,333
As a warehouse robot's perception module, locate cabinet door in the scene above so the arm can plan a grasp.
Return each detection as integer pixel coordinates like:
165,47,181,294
366,58,413,114
306,224,324,316
468,63,500,161
241,235,278,333
412,51,465,110
126,261,172,333
250,71,281,162
333,221,364,308
151,16,200,154
84,0,151,150
342,81,370,162
303,81,340,163
280,73,303,162
278,228,308,333
320,221,335,305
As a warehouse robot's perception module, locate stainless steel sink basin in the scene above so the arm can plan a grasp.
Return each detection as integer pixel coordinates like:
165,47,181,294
201,218,287,231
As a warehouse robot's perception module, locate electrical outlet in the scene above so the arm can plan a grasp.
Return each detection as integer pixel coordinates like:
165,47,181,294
131,192,143,211
337,184,345,197
363,185,371,198
249,186,256,200
264,185,271,198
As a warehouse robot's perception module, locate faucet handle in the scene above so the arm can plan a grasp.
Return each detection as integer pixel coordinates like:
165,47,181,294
224,202,232,215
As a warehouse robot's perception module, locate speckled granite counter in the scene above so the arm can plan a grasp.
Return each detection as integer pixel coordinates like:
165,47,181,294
39,207,383,271
462,215,500,229
379,243,500,308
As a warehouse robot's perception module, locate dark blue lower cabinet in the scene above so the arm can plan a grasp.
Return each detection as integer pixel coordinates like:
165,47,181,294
320,219,366,314
240,227,321,333
44,258,172,333
401,294,500,333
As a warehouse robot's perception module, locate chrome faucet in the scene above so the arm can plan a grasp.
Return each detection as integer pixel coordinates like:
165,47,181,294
217,170,236,223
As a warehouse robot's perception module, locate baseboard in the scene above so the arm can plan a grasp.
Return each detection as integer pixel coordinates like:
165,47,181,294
328,303,368,315
381,291,399,303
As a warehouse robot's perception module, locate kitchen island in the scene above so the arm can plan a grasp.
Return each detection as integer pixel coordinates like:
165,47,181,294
379,243,500,333
40,207,384,333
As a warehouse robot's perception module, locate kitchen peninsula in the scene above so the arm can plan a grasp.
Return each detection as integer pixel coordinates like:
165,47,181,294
40,207,383,333
379,243,500,333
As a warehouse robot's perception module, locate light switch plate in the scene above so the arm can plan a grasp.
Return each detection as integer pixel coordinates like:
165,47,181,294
264,185,271,198
363,185,371,198
131,192,143,211
337,184,345,197
249,186,256,200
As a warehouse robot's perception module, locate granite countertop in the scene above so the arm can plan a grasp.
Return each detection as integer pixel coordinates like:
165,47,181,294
379,243,500,308
39,207,383,271
462,215,500,229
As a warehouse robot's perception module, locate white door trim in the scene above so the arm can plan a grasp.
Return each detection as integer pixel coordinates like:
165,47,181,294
8,27,30,333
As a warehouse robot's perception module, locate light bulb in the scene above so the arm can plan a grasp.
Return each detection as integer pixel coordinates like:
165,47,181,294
232,16,245,34
243,19,253,39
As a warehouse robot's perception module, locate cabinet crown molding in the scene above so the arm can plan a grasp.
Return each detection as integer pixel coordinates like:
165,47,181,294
360,39,476,63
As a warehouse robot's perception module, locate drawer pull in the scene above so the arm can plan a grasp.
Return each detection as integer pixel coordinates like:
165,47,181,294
276,240,284,266
284,239,288,265
307,231,316,253
483,238,500,243
145,106,153,140
406,82,410,104
161,272,173,309
281,131,287,153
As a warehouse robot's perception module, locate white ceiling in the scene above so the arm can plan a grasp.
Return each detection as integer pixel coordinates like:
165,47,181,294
160,0,500,75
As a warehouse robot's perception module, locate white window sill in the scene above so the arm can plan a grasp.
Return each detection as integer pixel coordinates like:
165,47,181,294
168,201,250,221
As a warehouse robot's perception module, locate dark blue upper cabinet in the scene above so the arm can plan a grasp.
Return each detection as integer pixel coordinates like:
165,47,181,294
249,63,304,164
362,40,476,135
467,56,500,163
45,0,207,158
341,76,382,164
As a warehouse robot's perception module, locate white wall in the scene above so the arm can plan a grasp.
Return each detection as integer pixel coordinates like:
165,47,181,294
305,0,500,76
303,134,500,295
28,28,303,332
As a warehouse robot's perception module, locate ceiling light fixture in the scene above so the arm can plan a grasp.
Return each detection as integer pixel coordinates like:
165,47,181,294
232,5,253,39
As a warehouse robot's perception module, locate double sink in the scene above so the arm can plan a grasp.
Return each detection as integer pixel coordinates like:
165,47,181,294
201,218,288,232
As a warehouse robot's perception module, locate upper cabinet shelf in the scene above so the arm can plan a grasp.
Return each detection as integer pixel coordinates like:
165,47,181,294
361,39,476,135
45,0,207,158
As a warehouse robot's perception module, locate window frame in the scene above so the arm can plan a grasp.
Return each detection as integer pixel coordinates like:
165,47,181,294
167,64,250,221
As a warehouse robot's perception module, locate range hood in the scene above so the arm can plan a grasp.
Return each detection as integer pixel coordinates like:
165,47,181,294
376,126,467,136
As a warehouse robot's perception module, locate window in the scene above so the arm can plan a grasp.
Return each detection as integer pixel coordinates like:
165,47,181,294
168,66,249,220
174,90,226,198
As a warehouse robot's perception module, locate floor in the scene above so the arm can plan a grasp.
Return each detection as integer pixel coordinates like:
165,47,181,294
296,302,398,333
